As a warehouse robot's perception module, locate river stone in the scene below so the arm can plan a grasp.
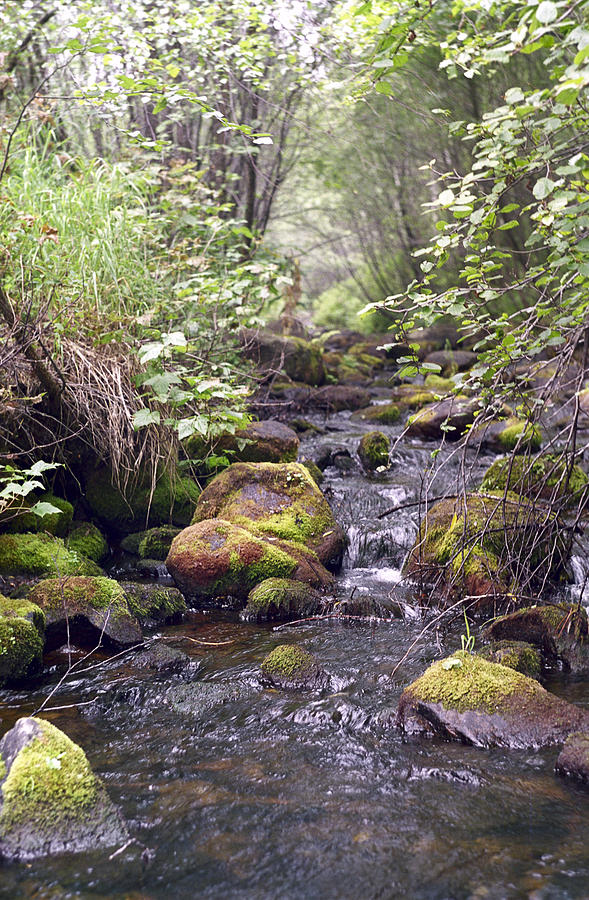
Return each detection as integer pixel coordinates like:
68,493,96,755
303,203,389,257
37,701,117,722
228,419,299,463
477,641,541,679
119,582,186,625
131,643,192,671
0,595,45,687
351,403,401,425
4,493,73,537
66,522,109,563
486,604,589,673
466,417,543,453
0,717,128,860
358,431,390,471
406,396,479,441
305,385,372,412
396,651,589,749
480,453,587,507
555,732,589,782
403,491,565,605
28,576,142,651
388,385,437,411
0,533,102,579
242,577,322,622
191,462,345,571
260,643,328,690
423,349,477,375
166,518,332,604
241,329,325,386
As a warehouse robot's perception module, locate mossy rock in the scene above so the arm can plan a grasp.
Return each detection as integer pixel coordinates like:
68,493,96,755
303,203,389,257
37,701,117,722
403,491,566,605
28,576,142,651
480,453,587,506
185,419,299,469
351,403,401,425
397,651,589,748
486,603,589,673
191,462,345,571
300,459,324,486
260,643,327,690
66,522,109,563
0,594,45,687
0,533,102,579
358,431,390,472
423,374,457,394
556,732,589,783
407,396,478,441
4,494,73,538
0,717,128,859
469,417,543,453
423,349,477,376
137,525,182,560
242,577,322,622
388,385,437,411
241,330,326,386
477,641,541,679
120,581,186,625
85,467,200,534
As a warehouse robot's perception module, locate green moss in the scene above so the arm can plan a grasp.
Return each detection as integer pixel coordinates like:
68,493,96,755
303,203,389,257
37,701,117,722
0,595,45,634
301,460,324,486
246,578,317,617
137,525,181,560
354,403,401,425
122,583,186,623
0,618,44,685
0,533,102,577
261,644,315,677
480,453,587,505
478,641,542,678
0,719,101,832
66,522,108,563
423,374,455,393
497,419,542,452
4,494,74,538
358,431,389,471
28,576,129,619
407,650,536,714
86,468,200,532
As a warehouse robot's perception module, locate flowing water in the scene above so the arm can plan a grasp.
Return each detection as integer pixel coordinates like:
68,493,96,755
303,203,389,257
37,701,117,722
1,409,589,899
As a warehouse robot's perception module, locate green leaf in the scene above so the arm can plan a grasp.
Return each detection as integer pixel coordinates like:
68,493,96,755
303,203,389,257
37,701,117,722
132,409,161,429
442,658,463,670
29,501,61,518
533,178,556,200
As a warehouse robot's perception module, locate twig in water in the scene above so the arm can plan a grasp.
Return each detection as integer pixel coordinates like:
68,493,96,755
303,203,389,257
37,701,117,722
273,613,400,630
180,636,236,646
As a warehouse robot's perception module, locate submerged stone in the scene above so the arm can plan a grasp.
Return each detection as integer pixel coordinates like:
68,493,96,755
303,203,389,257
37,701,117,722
260,643,327,690
0,717,128,860
555,732,589,783
486,604,589,673
397,651,588,748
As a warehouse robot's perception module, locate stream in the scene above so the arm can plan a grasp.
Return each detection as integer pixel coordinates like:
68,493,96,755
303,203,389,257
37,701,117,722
1,408,589,899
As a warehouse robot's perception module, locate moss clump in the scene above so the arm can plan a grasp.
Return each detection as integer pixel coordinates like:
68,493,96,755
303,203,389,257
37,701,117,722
487,603,589,672
85,468,200,533
352,403,401,425
404,650,536,714
66,522,108,563
4,494,74,538
497,419,542,452
261,644,316,678
0,595,45,634
121,582,186,624
423,374,456,393
0,617,44,686
0,533,102,578
480,453,587,505
137,525,182,560
244,577,320,621
478,641,542,679
358,431,390,472
28,576,128,618
300,460,324,486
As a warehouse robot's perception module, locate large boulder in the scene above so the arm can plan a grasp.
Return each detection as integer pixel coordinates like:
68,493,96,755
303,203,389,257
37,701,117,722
0,595,45,687
403,491,566,604
0,717,127,859
397,651,589,748
166,519,332,604
406,396,479,441
351,403,401,425
241,330,325,386
0,533,102,579
191,462,345,571
486,603,589,673
185,419,299,470
65,522,109,563
28,576,142,650
242,577,322,622
467,417,542,453
120,525,182,560
477,641,541,679
85,468,200,534
480,453,587,507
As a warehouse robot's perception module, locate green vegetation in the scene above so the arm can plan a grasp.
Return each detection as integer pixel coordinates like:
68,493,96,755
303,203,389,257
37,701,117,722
261,644,317,679
0,533,102,578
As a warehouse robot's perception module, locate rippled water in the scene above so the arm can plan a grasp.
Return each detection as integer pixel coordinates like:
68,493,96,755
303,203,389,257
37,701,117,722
1,410,589,899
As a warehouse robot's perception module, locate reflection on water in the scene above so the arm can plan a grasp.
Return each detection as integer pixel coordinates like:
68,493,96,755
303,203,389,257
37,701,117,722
1,412,589,899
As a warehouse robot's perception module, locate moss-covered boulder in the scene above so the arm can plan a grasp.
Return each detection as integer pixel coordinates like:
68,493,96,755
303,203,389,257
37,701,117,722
423,349,477,376
28,576,142,650
66,522,109,563
0,595,45,687
556,732,589,783
191,462,345,571
260,643,327,690
120,582,186,625
135,526,182,560
388,386,437,412
468,417,543,453
4,494,73,538
486,604,589,673
407,396,479,441
423,374,457,394
305,385,372,412
85,467,200,534
480,453,587,507
477,641,541,679
185,419,300,471
166,518,331,604
396,651,589,748
242,578,322,622
358,431,390,472
403,491,565,604
241,330,326,386
0,717,128,859
0,533,102,579
351,403,401,425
